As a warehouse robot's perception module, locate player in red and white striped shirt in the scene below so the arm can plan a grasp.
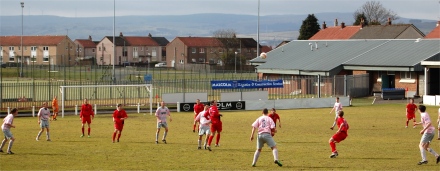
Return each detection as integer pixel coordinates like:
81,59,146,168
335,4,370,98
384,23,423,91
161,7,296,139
194,104,211,149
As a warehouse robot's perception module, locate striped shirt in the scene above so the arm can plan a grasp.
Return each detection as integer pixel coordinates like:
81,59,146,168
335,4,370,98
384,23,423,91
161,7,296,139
155,107,170,123
1,114,14,130
38,107,51,121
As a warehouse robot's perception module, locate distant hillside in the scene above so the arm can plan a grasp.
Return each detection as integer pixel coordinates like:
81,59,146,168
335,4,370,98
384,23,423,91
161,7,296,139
0,13,436,47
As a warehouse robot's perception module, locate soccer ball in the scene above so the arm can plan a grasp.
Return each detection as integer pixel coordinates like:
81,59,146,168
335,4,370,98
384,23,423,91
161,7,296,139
260,52,267,59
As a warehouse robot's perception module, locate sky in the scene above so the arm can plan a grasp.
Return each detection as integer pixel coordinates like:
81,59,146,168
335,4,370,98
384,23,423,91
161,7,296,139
0,0,439,20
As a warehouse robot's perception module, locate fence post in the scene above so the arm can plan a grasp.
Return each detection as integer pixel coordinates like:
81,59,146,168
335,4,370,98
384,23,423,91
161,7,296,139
137,103,140,114
32,106,35,117
177,102,180,112
94,104,97,115
344,75,347,97
75,105,78,115
318,75,321,98
7,107,10,114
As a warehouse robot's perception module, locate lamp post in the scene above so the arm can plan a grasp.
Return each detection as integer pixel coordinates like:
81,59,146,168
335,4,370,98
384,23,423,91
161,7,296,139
257,0,260,57
234,51,238,74
112,0,116,83
20,2,24,77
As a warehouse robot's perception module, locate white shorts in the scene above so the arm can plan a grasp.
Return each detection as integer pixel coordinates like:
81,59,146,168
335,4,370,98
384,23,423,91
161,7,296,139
420,132,434,144
257,133,276,149
198,125,210,136
40,120,49,128
157,122,168,129
2,129,13,139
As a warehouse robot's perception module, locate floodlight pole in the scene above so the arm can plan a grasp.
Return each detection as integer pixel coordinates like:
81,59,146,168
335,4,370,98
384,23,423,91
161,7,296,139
112,0,116,83
257,0,260,57
234,51,238,74
20,2,24,77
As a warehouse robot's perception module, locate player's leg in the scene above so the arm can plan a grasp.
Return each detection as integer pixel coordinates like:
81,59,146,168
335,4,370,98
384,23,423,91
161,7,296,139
207,126,216,150
0,135,7,152
162,124,168,143
418,133,430,164
406,118,410,128
112,129,117,143
87,121,91,137
198,135,203,149
329,137,338,158
81,120,85,137
266,134,282,167
117,128,122,142
412,116,417,128
252,148,262,167
215,122,222,146
6,136,15,154
46,127,50,141
438,126,440,140
204,128,210,149
36,127,44,141
155,123,161,143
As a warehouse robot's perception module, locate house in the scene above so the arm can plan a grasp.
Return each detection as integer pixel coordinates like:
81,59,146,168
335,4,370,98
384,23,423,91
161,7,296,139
74,35,98,65
350,24,425,39
255,39,439,97
309,20,361,40
165,36,260,70
0,35,76,66
96,33,168,66
424,21,440,39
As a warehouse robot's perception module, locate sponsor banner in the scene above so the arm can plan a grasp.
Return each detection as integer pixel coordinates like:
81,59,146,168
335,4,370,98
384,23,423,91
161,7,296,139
211,80,283,89
180,101,246,112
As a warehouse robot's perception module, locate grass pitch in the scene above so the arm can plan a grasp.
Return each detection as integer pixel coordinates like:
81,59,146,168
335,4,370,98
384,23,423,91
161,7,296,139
1,103,440,170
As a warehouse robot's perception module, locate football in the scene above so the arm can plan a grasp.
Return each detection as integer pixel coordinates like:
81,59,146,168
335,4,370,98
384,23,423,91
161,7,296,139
260,52,267,59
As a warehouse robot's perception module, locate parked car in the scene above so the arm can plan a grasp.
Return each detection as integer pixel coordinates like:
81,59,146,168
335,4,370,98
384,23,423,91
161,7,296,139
155,62,166,67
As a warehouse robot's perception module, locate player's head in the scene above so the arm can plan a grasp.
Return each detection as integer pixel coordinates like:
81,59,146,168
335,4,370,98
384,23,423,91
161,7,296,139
160,101,165,107
84,98,88,104
271,108,276,113
10,108,18,116
418,105,426,113
42,102,47,108
117,103,123,110
204,104,210,110
53,96,57,100
409,98,414,103
196,99,200,104
262,108,269,115
211,100,217,106
336,97,339,102
338,110,344,117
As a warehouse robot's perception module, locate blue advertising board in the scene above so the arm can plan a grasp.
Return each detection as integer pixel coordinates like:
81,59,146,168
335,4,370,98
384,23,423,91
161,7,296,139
211,80,284,89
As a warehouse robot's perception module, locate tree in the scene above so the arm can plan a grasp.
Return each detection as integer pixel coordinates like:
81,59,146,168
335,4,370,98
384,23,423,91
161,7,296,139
212,29,239,67
354,1,399,25
297,14,320,40
353,13,369,26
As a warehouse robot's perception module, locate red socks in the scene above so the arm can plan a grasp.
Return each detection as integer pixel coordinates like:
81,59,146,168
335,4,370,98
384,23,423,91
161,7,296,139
117,133,121,140
82,128,84,135
406,121,409,126
208,135,214,146
112,132,116,141
330,141,336,152
216,133,221,145
193,124,196,131
88,128,91,135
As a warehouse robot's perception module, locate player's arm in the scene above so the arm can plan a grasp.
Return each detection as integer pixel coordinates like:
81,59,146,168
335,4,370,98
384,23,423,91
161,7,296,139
329,106,335,114
250,127,256,141
168,111,172,122
37,109,42,123
91,106,95,120
337,123,345,133
420,121,431,134
278,117,281,128
80,105,84,119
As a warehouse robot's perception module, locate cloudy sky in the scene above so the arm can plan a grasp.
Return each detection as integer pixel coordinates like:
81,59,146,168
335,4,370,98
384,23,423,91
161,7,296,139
0,0,439,20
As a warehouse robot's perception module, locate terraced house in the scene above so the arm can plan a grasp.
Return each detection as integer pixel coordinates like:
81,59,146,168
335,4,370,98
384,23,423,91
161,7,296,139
0,35,76,66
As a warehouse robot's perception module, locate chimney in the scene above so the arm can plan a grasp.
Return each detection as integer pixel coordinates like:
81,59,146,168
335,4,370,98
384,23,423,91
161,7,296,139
119,32,123,37
387,18,392,25
360,18,365,28
341,22,345,28
88,35,92,41
437,21,440,27
322,21,327,29
148,33,152,37
334,19,338,26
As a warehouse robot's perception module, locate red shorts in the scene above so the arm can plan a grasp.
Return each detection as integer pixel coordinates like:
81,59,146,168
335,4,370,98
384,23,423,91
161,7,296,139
406,114,415,120
210,122,222,133
332,131,347,143
114,123,124,131
81,117,92,124
53,108,59,113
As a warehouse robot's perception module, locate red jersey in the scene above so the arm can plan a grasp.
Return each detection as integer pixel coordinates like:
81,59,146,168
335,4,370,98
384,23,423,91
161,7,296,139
268,113,280,123
406,103,417,115
337,117,349,132
80,104,94,118
206,105,221,124
113,109,128,124
194,103,204,115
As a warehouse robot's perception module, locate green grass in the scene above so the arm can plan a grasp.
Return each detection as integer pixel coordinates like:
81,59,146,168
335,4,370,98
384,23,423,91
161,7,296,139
1,103,440,170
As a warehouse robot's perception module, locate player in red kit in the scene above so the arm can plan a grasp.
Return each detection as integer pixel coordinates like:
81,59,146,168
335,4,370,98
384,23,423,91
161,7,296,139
193,99,204,132
268,108,281,136
329,111,349,158
79,98,94,138
406,98,417,128
112,104,128,143
205,100,222,151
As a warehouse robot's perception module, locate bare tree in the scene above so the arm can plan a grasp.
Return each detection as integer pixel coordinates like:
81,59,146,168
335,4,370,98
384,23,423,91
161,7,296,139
212,29,239,67
354,1,399,25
